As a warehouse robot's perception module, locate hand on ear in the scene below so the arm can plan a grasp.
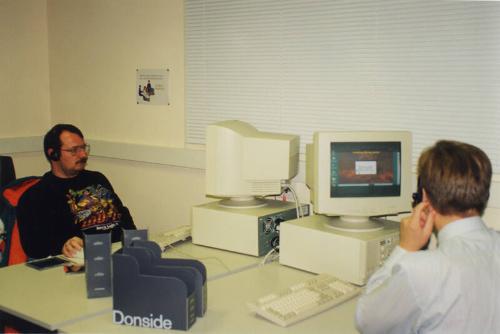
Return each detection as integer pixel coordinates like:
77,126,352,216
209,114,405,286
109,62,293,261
399,198,435,252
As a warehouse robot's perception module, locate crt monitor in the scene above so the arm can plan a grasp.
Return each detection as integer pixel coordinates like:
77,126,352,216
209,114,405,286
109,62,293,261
205,120,299,208
306,131,412,231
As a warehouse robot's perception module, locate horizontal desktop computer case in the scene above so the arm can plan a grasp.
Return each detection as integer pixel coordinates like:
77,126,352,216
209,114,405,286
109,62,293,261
279,215,399,285
192,199,309,256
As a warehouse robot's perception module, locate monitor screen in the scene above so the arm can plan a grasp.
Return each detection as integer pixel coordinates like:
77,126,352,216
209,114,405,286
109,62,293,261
330,142,401,198
306,131,412,231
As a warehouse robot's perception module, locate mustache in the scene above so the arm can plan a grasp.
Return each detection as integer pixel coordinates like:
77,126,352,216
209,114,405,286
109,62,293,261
77,157,88,164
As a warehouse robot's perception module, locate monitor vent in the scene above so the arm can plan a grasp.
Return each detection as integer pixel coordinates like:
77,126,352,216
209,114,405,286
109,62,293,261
249,181,281,195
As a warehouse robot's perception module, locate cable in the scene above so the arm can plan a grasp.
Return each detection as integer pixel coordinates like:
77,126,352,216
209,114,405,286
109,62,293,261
261,247,279,265
280,184,298,218
283,183,303,218
165,244,232,273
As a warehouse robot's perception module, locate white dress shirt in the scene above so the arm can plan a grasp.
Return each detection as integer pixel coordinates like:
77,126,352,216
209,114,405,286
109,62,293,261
355,216,500,334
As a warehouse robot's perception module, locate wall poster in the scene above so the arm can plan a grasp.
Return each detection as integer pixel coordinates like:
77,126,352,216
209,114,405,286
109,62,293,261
136,69,169,105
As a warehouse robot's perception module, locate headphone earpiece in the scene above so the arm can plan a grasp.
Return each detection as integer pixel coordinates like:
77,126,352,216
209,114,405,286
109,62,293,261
411,176,423,208
48,148,60,161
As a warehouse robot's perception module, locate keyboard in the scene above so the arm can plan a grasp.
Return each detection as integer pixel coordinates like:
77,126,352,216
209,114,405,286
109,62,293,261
247,273,361,327
150,225,192,251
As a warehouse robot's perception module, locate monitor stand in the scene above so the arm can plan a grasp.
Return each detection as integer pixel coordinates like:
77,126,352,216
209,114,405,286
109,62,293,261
218,196,267,209
324,216,384,232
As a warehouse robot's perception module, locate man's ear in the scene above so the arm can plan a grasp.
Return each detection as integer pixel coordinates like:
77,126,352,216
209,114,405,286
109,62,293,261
422,189,437,213
422,189,429,203
423,190,443,219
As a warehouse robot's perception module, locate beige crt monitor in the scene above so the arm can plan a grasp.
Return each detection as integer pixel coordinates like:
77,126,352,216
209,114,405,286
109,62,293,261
280,131,412,284
205,120,299,206
192,121,304,256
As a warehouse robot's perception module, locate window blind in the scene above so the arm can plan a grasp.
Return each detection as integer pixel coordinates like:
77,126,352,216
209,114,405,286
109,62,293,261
185,0,500,172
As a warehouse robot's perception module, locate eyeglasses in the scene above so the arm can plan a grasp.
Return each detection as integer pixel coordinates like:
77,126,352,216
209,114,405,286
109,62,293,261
60,144,91,156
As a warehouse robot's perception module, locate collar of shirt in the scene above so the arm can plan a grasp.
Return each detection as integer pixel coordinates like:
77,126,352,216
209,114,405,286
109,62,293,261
437,216,486,243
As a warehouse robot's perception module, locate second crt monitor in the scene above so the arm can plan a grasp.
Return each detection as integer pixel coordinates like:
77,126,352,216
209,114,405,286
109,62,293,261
192,120,305,256
205,120,299,207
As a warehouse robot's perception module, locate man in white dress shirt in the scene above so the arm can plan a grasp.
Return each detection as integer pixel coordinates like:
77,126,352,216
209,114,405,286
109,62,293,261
355,140,500,333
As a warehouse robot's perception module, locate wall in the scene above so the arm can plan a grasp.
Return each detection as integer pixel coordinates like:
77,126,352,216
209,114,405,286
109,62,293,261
0,0,52,180
0,0,51,137
47,0,185,146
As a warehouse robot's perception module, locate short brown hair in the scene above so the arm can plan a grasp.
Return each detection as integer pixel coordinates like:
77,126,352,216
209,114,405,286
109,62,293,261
418,140,492,216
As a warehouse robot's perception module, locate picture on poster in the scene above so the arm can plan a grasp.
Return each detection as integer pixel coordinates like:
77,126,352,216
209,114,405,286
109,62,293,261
136,69,169,105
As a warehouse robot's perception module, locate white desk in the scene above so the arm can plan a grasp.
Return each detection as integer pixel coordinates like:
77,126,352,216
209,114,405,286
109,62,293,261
0,241,263,331
0,261,109,331
161,241,262,280
59,262,360,334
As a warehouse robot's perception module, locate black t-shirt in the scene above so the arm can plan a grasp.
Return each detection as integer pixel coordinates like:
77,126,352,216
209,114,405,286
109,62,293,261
17,170,136,258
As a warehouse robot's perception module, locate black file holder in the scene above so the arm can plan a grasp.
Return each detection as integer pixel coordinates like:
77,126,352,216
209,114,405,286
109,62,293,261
122,229,148,247
112,242,206,330
131,240,207,317
84,233,112,298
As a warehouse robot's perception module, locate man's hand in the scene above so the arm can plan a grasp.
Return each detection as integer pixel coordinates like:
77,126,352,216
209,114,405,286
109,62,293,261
62,236,83,258
400,202,435,252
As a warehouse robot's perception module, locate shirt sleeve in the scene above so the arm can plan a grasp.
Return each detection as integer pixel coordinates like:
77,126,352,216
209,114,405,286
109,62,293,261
17,189,66,258
355,246,422,334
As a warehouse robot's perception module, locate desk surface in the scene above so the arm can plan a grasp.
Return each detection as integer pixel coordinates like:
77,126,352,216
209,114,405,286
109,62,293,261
0,261,109,331
0,241,263,331
60,262,359,334
163,241,262,280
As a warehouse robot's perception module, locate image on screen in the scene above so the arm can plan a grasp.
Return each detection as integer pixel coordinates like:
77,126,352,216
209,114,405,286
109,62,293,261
330,142,401,197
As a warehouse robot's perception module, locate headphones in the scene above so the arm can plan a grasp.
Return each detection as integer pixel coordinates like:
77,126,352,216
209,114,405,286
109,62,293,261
48,148,60,161
411,176,431,250
411,176,423,208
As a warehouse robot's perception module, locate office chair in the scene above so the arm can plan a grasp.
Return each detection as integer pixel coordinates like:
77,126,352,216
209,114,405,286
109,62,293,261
0,156,41,266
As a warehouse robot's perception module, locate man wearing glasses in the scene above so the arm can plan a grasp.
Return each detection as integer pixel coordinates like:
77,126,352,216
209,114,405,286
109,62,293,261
17,124,136,260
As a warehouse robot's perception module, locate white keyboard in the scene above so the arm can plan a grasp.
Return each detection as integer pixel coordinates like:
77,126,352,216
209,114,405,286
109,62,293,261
151,225,192,251
247,273,361,327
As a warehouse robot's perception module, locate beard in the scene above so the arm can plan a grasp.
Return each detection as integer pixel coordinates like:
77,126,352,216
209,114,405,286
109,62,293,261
77,157,88,166
60,158,88,178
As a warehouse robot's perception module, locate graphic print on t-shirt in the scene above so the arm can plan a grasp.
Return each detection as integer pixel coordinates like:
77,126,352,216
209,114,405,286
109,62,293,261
66,184,122,231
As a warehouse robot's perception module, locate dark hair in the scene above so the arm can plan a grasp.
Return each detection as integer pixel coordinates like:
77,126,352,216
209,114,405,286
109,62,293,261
418,140,492,216
43,124,84,161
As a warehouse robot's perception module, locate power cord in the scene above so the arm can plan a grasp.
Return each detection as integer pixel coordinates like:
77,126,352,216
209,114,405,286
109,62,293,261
282,183,304,219
165,244,232,273
261,247,279,265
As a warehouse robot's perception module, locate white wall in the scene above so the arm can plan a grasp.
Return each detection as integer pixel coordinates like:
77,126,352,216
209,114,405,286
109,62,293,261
47,0,185,147
0,0,52,181
0,0,51,137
